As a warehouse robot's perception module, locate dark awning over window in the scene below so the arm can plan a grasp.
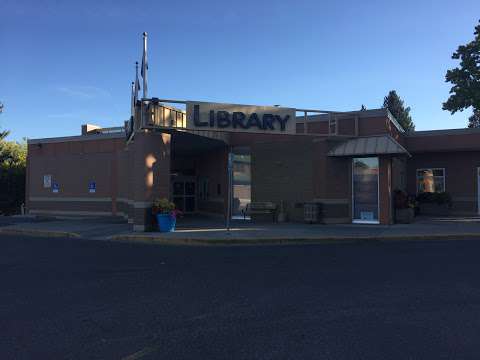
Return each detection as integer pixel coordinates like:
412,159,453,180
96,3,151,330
328,135,410,157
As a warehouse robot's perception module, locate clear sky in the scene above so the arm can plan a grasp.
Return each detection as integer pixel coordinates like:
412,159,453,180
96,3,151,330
1,0,479,142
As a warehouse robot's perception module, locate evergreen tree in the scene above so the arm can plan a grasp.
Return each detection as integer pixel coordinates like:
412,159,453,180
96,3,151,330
468,110,480,128
383,90,415,132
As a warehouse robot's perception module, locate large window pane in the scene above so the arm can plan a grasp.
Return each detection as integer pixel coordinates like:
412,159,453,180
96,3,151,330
417,168,445,193
353,157,379,222
232,147,251,218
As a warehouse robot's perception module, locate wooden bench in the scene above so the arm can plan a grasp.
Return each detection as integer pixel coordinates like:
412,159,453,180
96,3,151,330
243,202,277,222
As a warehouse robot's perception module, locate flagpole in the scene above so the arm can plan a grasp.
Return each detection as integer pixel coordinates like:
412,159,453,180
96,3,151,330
141,32,148,99
130,81,135,118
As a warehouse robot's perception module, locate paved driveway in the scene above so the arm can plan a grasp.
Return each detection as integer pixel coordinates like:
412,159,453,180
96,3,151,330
2,234,480,359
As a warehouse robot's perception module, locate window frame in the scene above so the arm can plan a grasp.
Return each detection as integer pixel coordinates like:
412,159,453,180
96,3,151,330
352,157,380,224
416,167,446,194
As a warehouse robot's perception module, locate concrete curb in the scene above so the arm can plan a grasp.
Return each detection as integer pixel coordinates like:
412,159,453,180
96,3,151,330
1,227,479,245
107,232,480,246
0,228,81,239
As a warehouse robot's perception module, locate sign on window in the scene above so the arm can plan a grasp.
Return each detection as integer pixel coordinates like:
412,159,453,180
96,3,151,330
43,175,52,188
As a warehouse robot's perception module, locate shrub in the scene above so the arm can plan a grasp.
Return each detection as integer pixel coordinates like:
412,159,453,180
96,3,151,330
416,192,452,207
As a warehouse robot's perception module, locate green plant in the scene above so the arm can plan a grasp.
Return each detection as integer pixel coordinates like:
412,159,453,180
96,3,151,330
416,192,452,207
152,198,175,215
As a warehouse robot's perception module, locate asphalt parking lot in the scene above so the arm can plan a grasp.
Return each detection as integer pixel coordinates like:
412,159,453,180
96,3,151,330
2,234,480,359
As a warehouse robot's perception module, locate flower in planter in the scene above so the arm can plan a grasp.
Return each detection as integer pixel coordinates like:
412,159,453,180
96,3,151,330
152,198,176,215
171,209,183,219
152,198,179,232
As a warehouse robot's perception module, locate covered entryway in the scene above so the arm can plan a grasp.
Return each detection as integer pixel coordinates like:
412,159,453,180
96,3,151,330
170,130,229,217
328,135,411,224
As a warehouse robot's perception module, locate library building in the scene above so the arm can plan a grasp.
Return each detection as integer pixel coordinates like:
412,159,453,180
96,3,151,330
25,97,480,231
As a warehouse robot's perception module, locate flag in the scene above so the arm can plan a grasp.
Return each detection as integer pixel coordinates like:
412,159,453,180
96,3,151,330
130,81,135,117
134,62,140,102
141,32,148,98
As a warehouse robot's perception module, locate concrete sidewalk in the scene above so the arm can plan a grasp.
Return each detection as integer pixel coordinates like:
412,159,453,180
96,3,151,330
1,215,480,245
0,216,131,239
111,217,480,245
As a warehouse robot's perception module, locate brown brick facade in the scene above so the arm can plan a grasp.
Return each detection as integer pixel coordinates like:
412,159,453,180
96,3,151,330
26,108,480,230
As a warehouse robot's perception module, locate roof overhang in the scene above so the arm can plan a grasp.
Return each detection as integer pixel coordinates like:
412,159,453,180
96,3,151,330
328,135,411,157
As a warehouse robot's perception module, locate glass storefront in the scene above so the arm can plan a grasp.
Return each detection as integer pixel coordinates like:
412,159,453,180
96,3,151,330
172,176,196,213
232,147,251,219
352,157,379,223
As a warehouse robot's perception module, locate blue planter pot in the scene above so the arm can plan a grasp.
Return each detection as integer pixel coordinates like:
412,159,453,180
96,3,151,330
156,213,176,232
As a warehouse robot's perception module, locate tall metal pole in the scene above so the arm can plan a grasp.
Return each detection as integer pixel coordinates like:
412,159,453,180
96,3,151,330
226,149,233,231
141,32,148,99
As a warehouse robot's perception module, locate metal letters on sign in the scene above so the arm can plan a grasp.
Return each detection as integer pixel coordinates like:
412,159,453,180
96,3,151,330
52,182,59,193
186,101,296,134
89,181,96,193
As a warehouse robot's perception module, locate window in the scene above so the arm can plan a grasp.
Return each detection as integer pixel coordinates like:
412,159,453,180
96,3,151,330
232,147,251,218
416,168,445,193
329,116,337,135
199,178,209,201
353,157,379,223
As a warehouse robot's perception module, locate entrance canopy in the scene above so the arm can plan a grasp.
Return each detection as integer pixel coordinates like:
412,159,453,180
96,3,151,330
171,130,227,154
328,135,410,157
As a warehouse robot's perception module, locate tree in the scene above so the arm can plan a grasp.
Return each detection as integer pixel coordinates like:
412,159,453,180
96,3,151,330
0,101,9,140
443,20,480,126
383,90,415,132
0,140,26,167
468,110,480,128
0,139,27,214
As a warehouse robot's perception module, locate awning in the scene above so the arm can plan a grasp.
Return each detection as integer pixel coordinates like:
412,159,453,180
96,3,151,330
328,135,410,157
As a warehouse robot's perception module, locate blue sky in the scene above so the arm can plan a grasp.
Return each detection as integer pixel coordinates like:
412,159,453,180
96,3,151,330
1,0,479,142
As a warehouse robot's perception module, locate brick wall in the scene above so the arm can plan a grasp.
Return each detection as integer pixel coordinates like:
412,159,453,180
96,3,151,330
27,137,125,217
407,151,480,215
251,138,315,221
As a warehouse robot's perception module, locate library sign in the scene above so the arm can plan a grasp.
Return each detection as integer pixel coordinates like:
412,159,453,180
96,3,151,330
186,101,296,134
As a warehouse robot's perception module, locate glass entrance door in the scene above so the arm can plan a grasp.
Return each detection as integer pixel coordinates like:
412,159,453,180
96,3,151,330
352,157,379,223
172,177,196,213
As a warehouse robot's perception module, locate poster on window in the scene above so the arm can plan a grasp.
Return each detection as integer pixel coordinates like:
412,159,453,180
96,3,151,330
43,175,52,188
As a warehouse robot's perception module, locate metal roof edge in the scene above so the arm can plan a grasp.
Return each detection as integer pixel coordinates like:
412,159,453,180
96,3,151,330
406,127,480,137
328,134,411,157
385,109,406,133
27,132,125,145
